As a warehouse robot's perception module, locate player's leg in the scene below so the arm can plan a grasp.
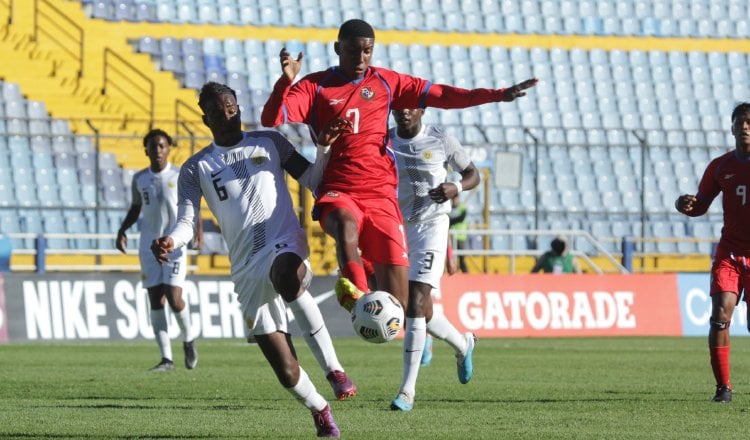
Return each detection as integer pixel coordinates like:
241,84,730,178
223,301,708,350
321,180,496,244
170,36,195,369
147,285,174,371
391,279,431,412
317,194,368,309
456,238,468,273
163,254,198,369
271,250,356,400
252,296,339,438
709,291,736,402
255,331,339,437
707,253,740,402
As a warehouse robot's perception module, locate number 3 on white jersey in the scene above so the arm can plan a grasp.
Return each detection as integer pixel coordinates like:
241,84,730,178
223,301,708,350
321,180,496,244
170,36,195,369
345,108,360,133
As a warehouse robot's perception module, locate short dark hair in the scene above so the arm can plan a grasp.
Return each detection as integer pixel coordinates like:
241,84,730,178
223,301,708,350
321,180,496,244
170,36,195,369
731,102,750,123
143,128,172,148
338,19,375,41
198,81,236,113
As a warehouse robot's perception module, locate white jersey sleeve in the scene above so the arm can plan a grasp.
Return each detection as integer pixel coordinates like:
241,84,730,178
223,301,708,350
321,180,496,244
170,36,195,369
171,158,203,249
443,133,472,174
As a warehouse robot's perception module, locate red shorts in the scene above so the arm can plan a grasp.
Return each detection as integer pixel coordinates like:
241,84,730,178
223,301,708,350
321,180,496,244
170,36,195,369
315,191,408,266
710,247,750,300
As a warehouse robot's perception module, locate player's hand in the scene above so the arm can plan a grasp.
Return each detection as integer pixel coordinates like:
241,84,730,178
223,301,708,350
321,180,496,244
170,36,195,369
115,230,127,254
675,194,698,213
501,78,539,102
428,182,459,204
151,236,174,264
191,235,202,251
317,118,353,146
279,47,303,81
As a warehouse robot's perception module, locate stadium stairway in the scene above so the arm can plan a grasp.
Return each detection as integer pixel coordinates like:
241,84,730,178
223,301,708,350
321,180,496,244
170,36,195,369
0,1,207,169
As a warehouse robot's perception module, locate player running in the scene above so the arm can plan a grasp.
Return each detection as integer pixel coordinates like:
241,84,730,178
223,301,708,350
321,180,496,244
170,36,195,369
152,82,354,437
116,129,200,371
675,102,750,403
389,107,480,411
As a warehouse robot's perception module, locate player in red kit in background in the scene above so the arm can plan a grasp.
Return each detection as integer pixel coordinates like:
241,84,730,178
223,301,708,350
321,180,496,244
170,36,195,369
261,18,537,410
676,102,750,403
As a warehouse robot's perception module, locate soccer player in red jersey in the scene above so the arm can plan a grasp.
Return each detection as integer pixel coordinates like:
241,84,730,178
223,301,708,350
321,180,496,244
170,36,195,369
261,19,536,408
261,18,536,303
676,102,750,403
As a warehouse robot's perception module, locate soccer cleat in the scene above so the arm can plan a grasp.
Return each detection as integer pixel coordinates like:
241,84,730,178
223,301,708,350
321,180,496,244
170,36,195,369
334,277,363,312
456,332,476,384
421,334,433,367
311,404,340,438
390,392,414,412
149,358,175,372
326,370,357,400
183,340,198,369
712,385,732,403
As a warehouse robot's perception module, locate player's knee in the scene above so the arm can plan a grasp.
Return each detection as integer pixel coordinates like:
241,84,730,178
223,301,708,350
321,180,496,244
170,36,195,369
710,318,730,330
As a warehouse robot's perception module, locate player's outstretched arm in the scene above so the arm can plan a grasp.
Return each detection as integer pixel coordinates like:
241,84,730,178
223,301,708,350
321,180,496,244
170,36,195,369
424,77,539,109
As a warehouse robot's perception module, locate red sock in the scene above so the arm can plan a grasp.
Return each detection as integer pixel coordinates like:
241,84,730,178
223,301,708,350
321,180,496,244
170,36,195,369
710,346,731,388
342,261,369,293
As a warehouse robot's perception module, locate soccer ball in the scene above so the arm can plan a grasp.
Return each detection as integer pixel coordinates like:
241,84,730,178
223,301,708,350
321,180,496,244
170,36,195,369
351,291,404,344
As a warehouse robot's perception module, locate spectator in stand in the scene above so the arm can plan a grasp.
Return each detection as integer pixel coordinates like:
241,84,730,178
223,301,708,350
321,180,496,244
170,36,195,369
530,236,582,274
448,195,469,273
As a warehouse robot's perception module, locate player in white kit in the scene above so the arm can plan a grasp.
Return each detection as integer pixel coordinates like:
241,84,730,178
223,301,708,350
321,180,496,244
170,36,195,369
388,108,480,411
117,129,200,372
151,82,354,438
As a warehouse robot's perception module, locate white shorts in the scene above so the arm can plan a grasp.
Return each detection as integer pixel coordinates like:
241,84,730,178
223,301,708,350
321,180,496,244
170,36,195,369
139,247,186,289
406,215,449,289
232,233,311,336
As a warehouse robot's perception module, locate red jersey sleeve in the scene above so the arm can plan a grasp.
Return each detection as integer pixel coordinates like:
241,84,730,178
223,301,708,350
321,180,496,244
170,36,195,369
424,83,507,109
379,68,507,110
261,74,319,127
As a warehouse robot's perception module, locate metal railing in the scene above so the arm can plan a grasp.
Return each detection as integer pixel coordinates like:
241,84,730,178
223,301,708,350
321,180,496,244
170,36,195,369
33,0,83,78
102,47,154,126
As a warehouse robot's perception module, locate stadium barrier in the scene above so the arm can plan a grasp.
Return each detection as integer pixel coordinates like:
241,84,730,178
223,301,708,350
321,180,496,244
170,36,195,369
0,273,731,343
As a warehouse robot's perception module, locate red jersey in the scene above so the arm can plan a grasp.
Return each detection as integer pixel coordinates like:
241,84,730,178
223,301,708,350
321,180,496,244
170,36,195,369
690,150,750,253
262,66,506,198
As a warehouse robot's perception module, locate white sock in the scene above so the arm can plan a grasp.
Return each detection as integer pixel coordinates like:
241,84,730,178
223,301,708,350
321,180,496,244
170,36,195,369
286,367,328,412
427,311,467,355
289,291,344,374
150,309,172,361
173,306,195,342
399,317,426,398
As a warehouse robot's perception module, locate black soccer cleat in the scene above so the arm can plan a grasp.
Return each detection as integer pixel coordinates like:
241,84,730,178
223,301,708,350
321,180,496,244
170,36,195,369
183,340,198,369
712,385,732,403
150,358,175,372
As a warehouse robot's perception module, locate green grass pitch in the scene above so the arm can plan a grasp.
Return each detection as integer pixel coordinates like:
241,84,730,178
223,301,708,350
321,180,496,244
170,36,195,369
1,337,749,439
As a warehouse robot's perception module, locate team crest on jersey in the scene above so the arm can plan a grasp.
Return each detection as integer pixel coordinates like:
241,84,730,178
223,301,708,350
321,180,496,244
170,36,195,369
360,86,375,101
326,191,340,198
422,151,433,160
250,155,267,166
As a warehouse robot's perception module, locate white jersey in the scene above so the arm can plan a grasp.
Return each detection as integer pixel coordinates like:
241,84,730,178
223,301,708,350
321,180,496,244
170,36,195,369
131,163,180,254
170,131,307,276
390,125,472,223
